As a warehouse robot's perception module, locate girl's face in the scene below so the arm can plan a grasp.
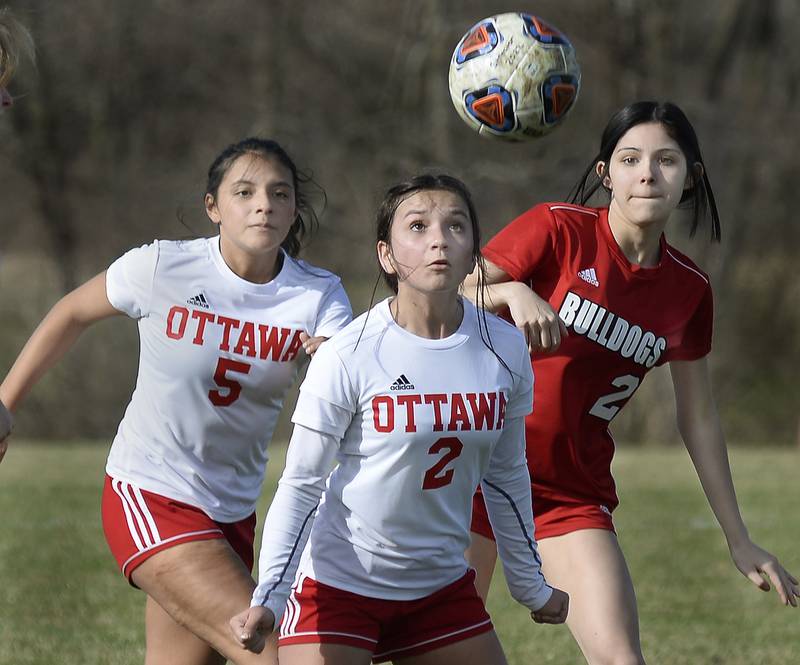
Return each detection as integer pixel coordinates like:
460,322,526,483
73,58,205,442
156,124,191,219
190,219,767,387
599,121,697,230
205,154,296,258
378,189,475,296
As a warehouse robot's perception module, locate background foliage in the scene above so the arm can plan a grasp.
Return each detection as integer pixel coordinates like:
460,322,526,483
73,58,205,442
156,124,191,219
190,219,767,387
1,0,799,444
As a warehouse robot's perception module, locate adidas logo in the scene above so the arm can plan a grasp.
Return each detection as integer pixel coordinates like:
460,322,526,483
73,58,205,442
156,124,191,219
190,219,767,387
390,374,415,391
187,293,211,309
577,268,599,287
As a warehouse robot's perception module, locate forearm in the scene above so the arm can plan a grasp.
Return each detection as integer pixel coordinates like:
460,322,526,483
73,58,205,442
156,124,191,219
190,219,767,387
1,272,119,412
1,303,94,411
463,279,523,313
681,413,749,548
252,424,337,622
482,417,552,611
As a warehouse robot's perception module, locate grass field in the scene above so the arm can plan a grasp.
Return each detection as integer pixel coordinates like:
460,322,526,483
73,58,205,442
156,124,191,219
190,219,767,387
0,442,797,664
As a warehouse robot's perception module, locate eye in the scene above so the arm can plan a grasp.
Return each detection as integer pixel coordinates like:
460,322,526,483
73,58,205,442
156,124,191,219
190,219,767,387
409,221,425,232
659,155,675,165
449,221,465,232
274,189,291,200
621,156,638,165
236,189,252,198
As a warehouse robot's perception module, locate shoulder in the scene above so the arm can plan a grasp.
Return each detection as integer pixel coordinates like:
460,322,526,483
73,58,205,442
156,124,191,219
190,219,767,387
541,202,601,228
504,202,601,238
325,304,389,355
662,242,711,290
467,301,528,363
281,254,344,293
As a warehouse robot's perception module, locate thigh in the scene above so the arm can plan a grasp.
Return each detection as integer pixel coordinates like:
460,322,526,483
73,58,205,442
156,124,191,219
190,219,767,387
132,539,277,665
145,596,226,665
394,630,507,665
537,529,645,665
465,532,498,602
279,643,373,665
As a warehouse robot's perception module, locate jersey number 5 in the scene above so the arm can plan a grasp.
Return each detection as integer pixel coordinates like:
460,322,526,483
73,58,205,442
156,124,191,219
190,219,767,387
422,436,464,490
589,374,640,421
209,357,251,406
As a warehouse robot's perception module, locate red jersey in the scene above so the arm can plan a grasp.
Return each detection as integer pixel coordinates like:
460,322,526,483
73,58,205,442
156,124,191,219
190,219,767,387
482,203,713,511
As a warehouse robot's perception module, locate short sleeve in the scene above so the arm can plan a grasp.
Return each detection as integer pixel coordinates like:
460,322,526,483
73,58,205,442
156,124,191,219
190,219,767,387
106,241,159,319
482,204,559,282
662,283,714,363
313,281,353,338
291,341,357,438
504,336,534,420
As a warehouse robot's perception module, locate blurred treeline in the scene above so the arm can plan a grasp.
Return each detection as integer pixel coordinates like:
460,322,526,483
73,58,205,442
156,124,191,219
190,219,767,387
1,0,798,445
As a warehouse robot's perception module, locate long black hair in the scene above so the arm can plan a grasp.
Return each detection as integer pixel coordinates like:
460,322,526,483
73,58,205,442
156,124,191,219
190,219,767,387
569,101,721,242
205,137,323,257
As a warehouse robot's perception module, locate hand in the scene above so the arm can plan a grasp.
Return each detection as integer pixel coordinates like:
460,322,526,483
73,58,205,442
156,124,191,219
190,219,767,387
730,539,799,607
0,399,14,463
229,605,275,653
299,332,328,357
531,587,569,624
504,283,568,353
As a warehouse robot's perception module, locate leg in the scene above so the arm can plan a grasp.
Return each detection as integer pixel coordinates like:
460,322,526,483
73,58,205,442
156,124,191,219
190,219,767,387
144,596,226,665
131,539,278,665
279,643,373,665
465,532,498,602
537,529,645,665
393,630,507,665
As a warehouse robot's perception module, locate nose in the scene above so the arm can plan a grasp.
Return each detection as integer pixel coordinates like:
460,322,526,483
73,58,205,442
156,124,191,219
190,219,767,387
429,223,449,249
254,191,272,213
0,88,13,109
639,159,657,184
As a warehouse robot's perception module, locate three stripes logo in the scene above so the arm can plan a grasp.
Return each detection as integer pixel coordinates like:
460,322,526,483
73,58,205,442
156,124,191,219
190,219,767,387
390,374,415,391
577,267,599,287
187,292,211,309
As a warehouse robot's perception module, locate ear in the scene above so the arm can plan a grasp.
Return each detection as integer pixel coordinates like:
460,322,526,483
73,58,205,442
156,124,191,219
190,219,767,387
596,161,611,189
205,193,222,225
377,241,396,275
685,161,704,190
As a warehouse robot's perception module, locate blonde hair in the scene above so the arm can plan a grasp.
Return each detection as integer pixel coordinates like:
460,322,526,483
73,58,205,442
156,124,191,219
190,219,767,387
0,7,35,89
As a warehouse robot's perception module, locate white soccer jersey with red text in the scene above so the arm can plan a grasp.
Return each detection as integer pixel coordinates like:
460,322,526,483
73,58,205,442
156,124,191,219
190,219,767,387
104,236,352,521
252,298,552,619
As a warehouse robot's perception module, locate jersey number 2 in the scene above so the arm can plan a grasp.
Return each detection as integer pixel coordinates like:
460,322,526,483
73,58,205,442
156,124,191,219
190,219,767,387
589,374,640,421
209,358,251,406
422,436,464,490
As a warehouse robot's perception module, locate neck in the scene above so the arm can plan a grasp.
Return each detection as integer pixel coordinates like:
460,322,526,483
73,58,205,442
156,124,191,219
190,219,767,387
607,201,666,267
219,236,282,283
390,288,464,339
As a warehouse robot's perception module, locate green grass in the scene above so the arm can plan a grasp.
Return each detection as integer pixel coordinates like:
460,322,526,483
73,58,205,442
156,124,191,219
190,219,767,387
1,443,798,664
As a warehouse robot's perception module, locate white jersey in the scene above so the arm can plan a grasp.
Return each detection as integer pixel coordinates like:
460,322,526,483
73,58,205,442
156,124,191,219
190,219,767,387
104,236,352,522
253,298,552,621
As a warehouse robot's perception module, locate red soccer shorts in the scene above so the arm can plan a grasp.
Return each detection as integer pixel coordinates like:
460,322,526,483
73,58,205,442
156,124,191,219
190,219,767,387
101,474,256,581
278,569,493,662
471,486,615,541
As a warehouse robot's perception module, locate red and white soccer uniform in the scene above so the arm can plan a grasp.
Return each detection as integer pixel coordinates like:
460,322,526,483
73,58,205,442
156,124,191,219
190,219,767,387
473,203,713,539
251,298,552,656
102,236,351,573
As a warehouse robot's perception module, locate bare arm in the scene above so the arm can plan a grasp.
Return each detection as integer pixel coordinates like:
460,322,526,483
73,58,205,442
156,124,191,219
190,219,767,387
0,272,122,456
463,259,567,352
670,357,799,606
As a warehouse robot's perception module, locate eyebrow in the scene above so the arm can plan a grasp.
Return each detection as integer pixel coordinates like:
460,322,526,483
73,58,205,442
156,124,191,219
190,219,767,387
614,146,681,153
403,208,469,217
230,179,294,188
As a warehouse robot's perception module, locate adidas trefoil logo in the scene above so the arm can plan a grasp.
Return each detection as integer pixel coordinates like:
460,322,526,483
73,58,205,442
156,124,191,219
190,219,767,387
390,374,415,391
187,292,211,309
577,268,599,287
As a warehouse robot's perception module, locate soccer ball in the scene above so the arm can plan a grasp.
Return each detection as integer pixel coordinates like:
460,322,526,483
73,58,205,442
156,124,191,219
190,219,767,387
448,12,581,141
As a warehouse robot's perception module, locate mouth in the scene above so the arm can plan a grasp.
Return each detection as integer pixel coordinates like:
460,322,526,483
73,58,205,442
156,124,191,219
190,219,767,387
428,259,450,269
